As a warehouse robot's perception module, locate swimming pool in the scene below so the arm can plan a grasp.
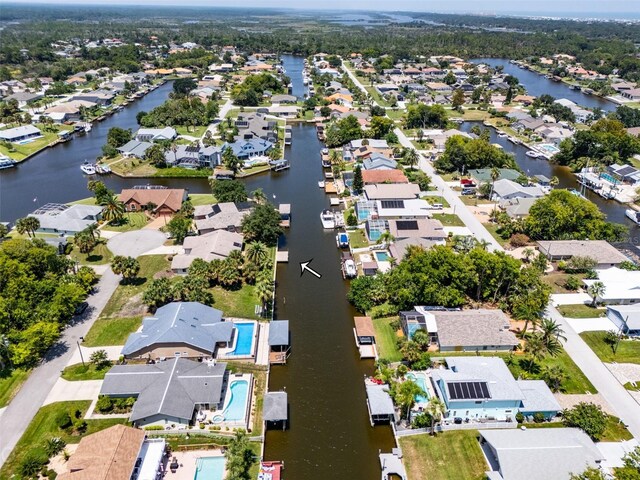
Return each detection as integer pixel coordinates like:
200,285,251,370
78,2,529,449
407,372,430,403
375,251,390,262
231,322,255,356
600,172,618,185
538,143,560,154
223,379,249,421
194,456,225,480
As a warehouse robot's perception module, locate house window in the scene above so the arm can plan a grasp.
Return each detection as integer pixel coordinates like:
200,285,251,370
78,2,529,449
174,352,181,356
130,203,137,211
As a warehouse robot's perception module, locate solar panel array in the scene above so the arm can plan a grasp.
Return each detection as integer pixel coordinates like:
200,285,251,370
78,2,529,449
446,381,491,400
396,220,419,230
380,200,405,209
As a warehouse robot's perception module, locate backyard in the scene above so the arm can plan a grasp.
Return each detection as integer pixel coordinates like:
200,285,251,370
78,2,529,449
432,213,465,227
347,228,370,249
69,240,113,265
399,430,487,480
371,316,403,362
208,285,262,320
101,212,149,232
542,272,587,294
580,332,640,365
0,124,73,161
558,304,604,319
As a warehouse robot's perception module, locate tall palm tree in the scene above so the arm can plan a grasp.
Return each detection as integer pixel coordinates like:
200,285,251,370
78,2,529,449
403,148,419,170
524,332,547,363
82,223,99,241
425,397,446,435
377,231,395,246
587,281,605,307
489,166,500,209
395,380,424,422
251,189,267,205
245,241,269,266
15,217,33,237
538,317,567,347
256,275,274,313
100,193,125,224
329,149,341,165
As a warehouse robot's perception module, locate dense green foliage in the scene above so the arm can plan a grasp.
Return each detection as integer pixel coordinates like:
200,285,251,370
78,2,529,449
562,402,607,440
325,115,363,148
241,203,283,246
210,179,248,203
138,97,219,128
434,135,518,173
231,72,283,106
404,104,448,130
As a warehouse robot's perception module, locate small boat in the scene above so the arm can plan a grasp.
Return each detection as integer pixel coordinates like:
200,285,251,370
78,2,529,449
525,151,540,158
507,136,519,144
626,209,640,225
80,161,96,175
318,180,325,188
320,209,336,229
343,259,357,278
0,157,17,170
84,124,92,133
95,163,112,174
336,232,349,248
497,132,508,138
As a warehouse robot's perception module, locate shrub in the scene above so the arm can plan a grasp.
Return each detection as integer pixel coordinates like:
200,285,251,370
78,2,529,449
55,411,72,430
144,425,165,431
557,260,567,271
565,275,582,291
370,303,399,319
533,412,545,423
562,402,607,440
44,437,66,456
515,412,524,423
46,469,58,479
96,395,113,413
411,412,433,429
73,420,88,435
411,352,432,371
199,423,205,429
346,210,358,227
18,451,49,477
509,233,529,248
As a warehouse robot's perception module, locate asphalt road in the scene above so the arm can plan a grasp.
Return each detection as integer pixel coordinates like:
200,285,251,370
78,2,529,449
0,268,121,466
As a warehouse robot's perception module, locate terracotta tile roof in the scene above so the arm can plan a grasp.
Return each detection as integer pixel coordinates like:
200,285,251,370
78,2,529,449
118,188,185,213
58,425,144,480
362,169,408,184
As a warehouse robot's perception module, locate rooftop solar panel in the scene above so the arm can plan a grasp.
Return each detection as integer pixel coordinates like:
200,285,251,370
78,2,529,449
446,381,491,400
396,220,418,230
380,200,405,209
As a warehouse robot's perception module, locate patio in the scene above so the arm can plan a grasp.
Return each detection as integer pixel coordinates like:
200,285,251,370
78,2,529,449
166,449,226,480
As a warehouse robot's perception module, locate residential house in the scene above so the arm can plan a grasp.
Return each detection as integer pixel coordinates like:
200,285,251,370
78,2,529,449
500,197,538,219
121,302,234,360
491,179,545,202
622,88,640,101
135,127,177,142
375,199,433,220
271,94,297,104
387,219,446,243
364,183,420,201
194,202,250,234
537,240,629,269
164,145,222,169
389,238,441,259
57,425,165,480
117,140,153,159
118,188,186,215
426,82,452,94
222,139,273,160
362,155,398,171
234,113,277,142
100,357,227,427
583,267,640,305
0,125,42,143
606,305,640,336
609,164,640,186
361,169,408,184
479,428,604,480
432,356,561,421
513,117,545,132
44,100,96,123
29,203,102,235
469,168,522,186
534,124,573,146
73,89,115,106
6,91,43,108
171,230,244,273
554,99,591,123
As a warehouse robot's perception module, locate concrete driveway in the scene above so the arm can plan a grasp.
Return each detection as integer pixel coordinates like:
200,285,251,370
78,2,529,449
107,230,167,258
44,379,103,406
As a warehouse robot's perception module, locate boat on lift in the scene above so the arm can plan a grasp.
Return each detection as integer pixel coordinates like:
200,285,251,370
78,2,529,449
80,161,96,175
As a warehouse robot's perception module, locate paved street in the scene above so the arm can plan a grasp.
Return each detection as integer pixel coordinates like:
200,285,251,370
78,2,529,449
547,305,640,439
0,268,121,466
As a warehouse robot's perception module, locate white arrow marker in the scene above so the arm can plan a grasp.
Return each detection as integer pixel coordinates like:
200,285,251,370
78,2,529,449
300,259,322,279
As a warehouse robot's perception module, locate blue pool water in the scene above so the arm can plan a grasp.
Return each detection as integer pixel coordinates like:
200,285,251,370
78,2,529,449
539,144,560,154
231,322,255,356
375,251,390,262
223,380,249,421
194,456,225,480
600,172,618,185
407,372,430,403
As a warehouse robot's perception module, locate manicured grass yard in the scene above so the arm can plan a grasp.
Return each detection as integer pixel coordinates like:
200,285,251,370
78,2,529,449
432,213,465,227
558,304,604,318
422,196,450,208
189,193,218,206
371,317,403,362
61,362,110,381
580,331,640,365
83,316,142,347
348,229,370,249
0,401,127,479
0,124,73,161
399,431,487,480
209,285,262,320
543,272,586,294
483,223,510,247
69,197,98,206
102,212,149,232
175,125,208,138
69,240,114,265
602,415,634,442
0,368,30,408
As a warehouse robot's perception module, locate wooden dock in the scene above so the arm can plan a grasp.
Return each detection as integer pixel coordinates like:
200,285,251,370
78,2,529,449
276,251,289,263
324,182,337,193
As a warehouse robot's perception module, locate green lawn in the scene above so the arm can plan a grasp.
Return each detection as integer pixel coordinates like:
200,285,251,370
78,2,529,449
483,223,510,247
459,195,494,206
602,415,634,442
372,317,403,362
0,368,30,408
0,124,73,161
175,125,208,138
153,167,212,178
558,304,604,319
190,193,218,206
422,196,450,208
364,86,391,107
84,316,143,347
348,229,369,249
580,331,640,364
61,363,110,381
69,240,114,265
543,273,586,294
0,401,127,479
69,197,99,206
399,431,487,480
209,285,261,320
432,213,465,227
386,109,405,120
102,212,149,232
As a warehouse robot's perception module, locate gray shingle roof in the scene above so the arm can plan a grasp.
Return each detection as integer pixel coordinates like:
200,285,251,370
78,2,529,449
263,391,288,422
366,384,395,416
121,302,231,357
434,309,519,349
537,240,629,265
268,320,289,346
100,358,227,422
516,380,561,413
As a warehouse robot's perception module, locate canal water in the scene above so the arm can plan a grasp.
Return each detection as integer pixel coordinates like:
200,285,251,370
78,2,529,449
472,58,615,112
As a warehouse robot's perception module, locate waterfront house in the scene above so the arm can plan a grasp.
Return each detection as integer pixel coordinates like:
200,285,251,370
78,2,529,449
135,127,177,142
363,183,420,201
583,267,640,305
468,168,521,186
44,100,95,123
117,140,153,159
500,197,538,219
234,113,277,142
432,356,560,422
513,117,545,132
171,230,243,273
57,425,165,480
222,139,274,160
29,203,102,235
374,199,433,220
194,202,250,235
622,88,640,102
491,179,545,202
164,145,222,169
538,240,629,269
606,305,640,336
72,89,115,106
387,219,447,243
389,238,442,259
608,164,640,186
121,302,233,360
479,428,604,480
0,125,42,143
271,94,297,104
361,169,409,184
118,188,186,215
100,357,227,427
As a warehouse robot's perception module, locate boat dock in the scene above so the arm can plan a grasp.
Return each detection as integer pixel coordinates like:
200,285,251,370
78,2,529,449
353,316,378,359
270,159,290,172
276,250,289,263
324,182,337,194
279,203,291,228
380,450,407,480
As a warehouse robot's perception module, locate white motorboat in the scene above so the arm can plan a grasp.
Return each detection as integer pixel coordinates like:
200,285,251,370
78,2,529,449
320,209,336,229
336,231,349,248
318,180,325,188
497,132,508,138
525,151,540,158
626,209,640,225
84,124,92,133
80,161,96,175
343,259,357,278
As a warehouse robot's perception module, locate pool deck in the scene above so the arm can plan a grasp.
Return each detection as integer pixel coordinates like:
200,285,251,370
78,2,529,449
217,318,259,360
170,449,226,480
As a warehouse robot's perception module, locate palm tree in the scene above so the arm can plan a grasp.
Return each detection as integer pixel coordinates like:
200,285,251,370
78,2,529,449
403,148,419,170
522,248,535,263
74,231,95,254
588,281,605,307
538,317,567,347
256,275,274,314
82,223,99,241
329,149,341,165
425,397,446,435
524,332,547,363
100,193,125,225
251,189,267,205
489,166,500,209
395,380,424,422
15,217,35,237
245,241,269,266
377,231,395,246
540,365,566,392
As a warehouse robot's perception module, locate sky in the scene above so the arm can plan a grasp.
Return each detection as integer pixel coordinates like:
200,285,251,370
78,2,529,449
6,0,640,15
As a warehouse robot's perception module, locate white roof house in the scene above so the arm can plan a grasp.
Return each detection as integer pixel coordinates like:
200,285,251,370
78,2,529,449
135,127,177,142
171,230,243,273
364,184,420,201
0,125,42,142
29,203,102,235
480,428,604,480
584,267,640,305
491,179,545,201
606,304,640,335
375,199,432,219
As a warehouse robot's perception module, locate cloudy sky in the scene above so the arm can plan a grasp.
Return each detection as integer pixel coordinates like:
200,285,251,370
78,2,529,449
7,0,640,14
